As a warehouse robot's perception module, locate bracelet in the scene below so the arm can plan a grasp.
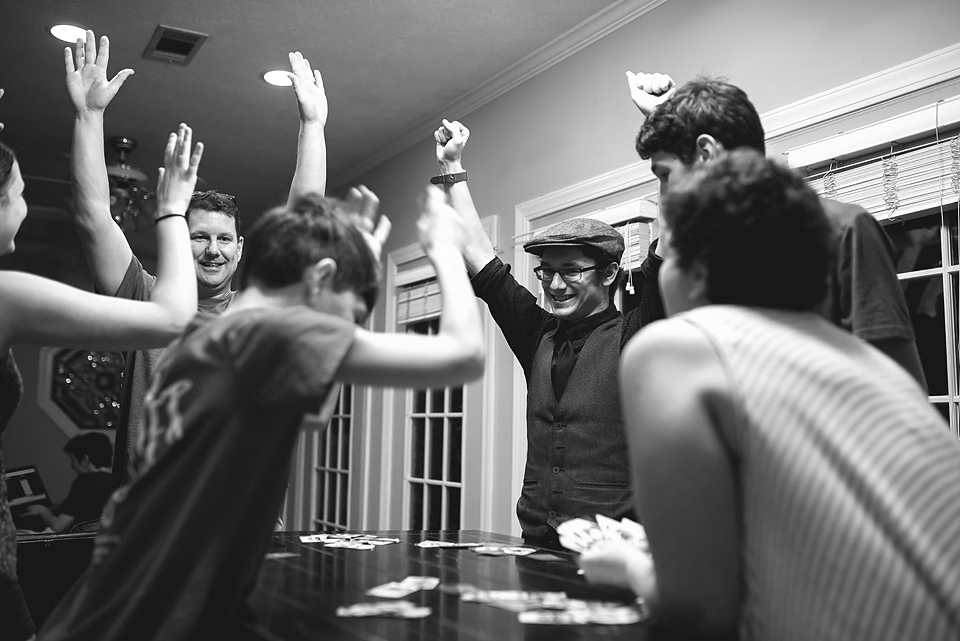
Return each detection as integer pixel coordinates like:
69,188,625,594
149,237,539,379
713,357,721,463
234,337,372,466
154,213,187,226
430,171,468,185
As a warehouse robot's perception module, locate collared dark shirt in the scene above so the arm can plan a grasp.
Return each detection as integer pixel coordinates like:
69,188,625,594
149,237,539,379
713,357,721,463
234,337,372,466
470,256,657,380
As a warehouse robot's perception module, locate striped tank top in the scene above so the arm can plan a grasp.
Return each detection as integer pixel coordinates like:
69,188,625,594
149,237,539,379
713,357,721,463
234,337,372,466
679,305,960,641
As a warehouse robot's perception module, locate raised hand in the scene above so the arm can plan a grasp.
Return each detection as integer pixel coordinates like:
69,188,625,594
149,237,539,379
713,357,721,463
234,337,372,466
435,119,469,167
65,31,134,114
625,71,676,116
418,186,468,256
343,185,390,263
288,51,328,126
155,124,203,220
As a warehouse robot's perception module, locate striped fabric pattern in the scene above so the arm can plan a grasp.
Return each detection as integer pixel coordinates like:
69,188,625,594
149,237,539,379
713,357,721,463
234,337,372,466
680,305,960,641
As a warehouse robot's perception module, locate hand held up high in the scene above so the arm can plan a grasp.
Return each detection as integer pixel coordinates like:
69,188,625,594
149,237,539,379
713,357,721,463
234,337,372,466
435,119,469,170
287,51,327,126
343,185,390,264
155,124,203,220
625,71,675,116
65,31,134,115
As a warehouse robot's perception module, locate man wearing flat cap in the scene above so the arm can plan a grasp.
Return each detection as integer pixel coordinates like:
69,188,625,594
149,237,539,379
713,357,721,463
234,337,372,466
433,119,656,548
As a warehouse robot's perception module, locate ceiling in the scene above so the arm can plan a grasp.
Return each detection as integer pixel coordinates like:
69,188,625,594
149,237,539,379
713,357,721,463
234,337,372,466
0,0,627,282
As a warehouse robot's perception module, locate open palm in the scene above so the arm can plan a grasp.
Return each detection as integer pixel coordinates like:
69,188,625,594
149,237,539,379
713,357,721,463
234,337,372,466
65,31,133,114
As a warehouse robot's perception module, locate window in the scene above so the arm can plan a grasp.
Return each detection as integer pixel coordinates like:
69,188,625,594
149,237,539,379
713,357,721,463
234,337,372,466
404,316,464,531
314,386,352,531
802,129,960,435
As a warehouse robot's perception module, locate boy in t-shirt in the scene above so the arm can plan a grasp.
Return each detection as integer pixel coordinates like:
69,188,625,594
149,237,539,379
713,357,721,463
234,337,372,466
39,187,485,641
25,433,113,533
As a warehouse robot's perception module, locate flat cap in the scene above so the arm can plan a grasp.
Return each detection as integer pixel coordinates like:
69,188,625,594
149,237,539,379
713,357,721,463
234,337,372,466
523,218,624,263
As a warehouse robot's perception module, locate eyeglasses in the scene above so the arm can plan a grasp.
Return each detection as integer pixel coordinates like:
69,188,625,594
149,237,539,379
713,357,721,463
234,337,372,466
533,265,601,282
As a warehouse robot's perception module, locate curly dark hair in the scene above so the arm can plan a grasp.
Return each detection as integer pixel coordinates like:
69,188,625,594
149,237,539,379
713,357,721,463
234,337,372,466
236,193,380,315
636,77,765,163
188,190,241,235
662,149,834,311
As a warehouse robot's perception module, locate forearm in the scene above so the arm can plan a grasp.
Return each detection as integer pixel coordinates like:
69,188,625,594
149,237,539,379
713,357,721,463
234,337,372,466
429,245,485,376
438,159,496,275
72,111,113,233
71,111,134,294
149,212,198,330
287,121,326,205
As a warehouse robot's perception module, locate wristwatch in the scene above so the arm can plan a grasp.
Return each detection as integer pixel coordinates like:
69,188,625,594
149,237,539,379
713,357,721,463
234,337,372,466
430,171,468,185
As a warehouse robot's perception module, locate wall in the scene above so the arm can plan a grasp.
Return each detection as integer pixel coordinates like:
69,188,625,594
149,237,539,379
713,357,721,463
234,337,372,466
350,0,960,534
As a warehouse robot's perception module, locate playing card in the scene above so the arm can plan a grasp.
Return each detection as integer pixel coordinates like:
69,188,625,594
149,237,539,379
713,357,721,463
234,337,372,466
325,540,375,550
400,576,440,590
264,552,300,560
471,545,536,556
417,540,483,548
366,582,419,598
336,601,431,618
299,534,331,543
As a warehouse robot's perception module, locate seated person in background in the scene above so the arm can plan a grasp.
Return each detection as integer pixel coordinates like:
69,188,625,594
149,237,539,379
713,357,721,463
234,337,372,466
39,188,485,641
624,72,927,390
25,434,113,533
65,31,330,485
579,150,960,640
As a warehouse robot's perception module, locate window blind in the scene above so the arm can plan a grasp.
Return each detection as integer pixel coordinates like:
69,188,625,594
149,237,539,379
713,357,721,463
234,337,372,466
396,278,441,325
805,133,960,221
613,219,651,271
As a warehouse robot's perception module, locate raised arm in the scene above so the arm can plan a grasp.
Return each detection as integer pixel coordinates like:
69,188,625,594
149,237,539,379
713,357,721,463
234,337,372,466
286,51,327,204
66,31,136,295
0,125,201,353
434,119,496,276
337,186,485,389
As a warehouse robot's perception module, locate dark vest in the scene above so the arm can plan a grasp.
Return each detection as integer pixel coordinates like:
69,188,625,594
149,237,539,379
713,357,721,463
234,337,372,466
517,315,635,539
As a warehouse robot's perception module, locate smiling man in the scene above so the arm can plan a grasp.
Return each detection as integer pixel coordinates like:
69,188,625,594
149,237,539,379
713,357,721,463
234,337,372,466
65,33,329,483
433,119,651,548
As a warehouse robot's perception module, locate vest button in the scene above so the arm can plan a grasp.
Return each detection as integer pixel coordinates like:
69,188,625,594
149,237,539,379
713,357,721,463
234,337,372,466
555,423,563,430
548,510,557,518
552,466,560,474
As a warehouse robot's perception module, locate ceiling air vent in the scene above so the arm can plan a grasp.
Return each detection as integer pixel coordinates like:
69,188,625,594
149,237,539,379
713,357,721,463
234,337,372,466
142,25,208,65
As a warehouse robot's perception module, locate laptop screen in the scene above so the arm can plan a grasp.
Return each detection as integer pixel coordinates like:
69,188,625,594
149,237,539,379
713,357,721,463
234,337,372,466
5,466,51,530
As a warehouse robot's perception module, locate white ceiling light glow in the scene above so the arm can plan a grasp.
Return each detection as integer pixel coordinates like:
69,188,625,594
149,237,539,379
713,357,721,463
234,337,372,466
49,24,87,43
262,71,292,87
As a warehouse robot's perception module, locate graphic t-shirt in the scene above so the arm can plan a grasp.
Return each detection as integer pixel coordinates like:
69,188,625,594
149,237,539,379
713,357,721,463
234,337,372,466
40,306,356,641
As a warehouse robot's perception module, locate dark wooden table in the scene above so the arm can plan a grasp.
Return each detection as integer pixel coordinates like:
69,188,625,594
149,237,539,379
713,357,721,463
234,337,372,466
244,529,652,640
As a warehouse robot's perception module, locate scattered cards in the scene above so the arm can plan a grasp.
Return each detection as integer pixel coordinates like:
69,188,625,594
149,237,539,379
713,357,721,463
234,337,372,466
557,515,647,553
298,532,401,549
336,600,431,619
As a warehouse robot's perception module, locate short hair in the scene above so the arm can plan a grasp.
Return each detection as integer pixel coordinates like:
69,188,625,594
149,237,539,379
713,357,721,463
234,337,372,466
0,142,16,202
236,193,380,314
64,433,114,469
662,149,834,311
578,244,623,303
636,76,766,163
188,190,241,235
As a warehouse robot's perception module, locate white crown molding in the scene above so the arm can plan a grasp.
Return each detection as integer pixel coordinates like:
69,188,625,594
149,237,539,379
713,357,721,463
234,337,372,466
331,0,670,188
763,42,960,141
786,93,960,168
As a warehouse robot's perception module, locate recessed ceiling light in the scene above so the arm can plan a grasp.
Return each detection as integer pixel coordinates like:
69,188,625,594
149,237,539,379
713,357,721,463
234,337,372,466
262,70,292,87
49,24,87,44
